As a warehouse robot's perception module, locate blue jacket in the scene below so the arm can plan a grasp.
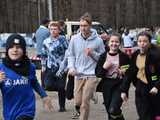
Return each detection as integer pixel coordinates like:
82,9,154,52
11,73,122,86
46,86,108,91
0,63,47,120
42,35,68,72
35,25,50,55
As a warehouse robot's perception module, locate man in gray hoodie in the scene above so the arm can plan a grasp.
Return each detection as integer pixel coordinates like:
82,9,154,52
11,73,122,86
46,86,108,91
68,13,105,120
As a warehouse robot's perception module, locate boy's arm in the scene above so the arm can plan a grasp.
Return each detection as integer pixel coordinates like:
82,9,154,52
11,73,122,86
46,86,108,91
90,38,105,62
67,38,76,69
31,65,47,98
31,64,54,111
32,78,47,98
41,40,48,69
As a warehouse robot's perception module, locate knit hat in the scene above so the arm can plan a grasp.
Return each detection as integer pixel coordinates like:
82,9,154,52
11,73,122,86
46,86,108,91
3,34,30,76
6,34,26,55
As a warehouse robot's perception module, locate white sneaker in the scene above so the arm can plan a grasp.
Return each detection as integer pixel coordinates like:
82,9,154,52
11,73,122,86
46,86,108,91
72,111,80,119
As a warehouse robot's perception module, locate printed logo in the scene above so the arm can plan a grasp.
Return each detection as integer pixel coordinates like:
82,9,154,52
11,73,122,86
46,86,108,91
4,77,29,87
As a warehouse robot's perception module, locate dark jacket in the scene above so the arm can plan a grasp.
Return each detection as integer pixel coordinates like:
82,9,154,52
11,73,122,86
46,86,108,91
121,44,160,93
95,50,130,79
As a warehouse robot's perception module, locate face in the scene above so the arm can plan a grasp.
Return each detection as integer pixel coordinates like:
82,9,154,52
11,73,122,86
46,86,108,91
8,45,24,60
100,33,110,41
108,36,120,52
80,20,91,36
50,26,60,38
137,35,150,54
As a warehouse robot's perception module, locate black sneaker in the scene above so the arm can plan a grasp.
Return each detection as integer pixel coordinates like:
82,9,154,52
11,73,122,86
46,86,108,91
58,107,66,112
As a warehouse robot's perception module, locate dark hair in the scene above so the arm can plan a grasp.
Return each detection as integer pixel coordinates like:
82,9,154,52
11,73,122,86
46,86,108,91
110,32,122,43
58,20,65,26
80,12,92,25
137,31,152,43
41,18,50,25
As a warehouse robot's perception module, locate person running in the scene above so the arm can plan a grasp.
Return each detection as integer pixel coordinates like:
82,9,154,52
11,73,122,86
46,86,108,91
121,31,160,120
42,21,68,112
95,33,130,120
67,13,105,120
0,34,53,120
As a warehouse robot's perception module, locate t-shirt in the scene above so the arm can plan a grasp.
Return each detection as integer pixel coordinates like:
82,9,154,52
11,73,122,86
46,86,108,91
136,54,148,84
105,53,119,78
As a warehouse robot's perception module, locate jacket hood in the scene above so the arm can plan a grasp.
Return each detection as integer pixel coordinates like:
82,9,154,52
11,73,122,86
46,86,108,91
79,28,98,41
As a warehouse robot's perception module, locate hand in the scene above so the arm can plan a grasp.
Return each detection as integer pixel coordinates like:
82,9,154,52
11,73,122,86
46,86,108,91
68,68,77,76
117,68,125,76
103,61,112,70
84,48,93,56
121,92,128,102
149,87,158,95
0,71,5,83
42,96,54,112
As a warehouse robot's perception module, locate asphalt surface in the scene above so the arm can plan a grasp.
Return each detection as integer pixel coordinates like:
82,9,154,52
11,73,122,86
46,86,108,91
35,87,138,120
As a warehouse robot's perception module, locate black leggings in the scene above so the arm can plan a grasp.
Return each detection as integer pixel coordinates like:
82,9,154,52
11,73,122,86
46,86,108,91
16,115,33,120
102,78,124,120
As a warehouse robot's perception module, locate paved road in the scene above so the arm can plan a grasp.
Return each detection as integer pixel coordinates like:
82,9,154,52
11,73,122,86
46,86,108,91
35,88,138,120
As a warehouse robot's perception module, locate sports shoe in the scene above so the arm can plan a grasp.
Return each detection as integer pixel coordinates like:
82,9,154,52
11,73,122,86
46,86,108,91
72,111,80,119
58,107,66,112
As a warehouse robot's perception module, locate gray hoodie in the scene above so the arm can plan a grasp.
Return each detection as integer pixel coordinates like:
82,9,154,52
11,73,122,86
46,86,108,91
67,29,105,76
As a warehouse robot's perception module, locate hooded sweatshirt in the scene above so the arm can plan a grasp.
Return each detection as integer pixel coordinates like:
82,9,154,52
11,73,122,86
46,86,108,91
67,29,105,76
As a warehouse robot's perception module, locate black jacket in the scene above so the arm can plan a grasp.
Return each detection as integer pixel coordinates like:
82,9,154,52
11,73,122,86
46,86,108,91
95,50,130,79
121,44,160,93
